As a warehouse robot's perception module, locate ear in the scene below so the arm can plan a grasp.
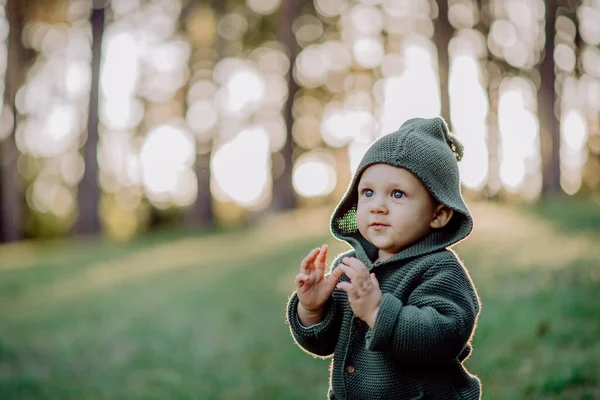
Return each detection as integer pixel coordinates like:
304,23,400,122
430,204,454,229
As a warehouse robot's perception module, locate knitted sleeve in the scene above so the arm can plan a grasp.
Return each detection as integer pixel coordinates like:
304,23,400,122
285,251,353,358
365,258,480,365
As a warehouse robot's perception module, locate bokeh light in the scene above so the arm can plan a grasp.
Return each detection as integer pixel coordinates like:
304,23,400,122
449,56,488,190
498,80,541,195
246,0,281,16
215,61,265,117
560,109,588,195
352,37,385,69
293,150,337,198
140,122,196,207
211,127,271,209
380,43,440,134
3,0,599,236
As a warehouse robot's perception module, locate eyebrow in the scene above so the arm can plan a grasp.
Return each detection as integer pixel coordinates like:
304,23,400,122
358,180,410,190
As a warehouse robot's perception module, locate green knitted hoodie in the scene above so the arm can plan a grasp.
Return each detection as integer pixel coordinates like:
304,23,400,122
287,117,481,399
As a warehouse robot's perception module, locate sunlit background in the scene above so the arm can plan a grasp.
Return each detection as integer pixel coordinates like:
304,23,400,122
1,3,599,399
0,0,599,240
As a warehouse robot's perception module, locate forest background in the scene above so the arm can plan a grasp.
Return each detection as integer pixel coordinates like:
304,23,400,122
0,0,599,398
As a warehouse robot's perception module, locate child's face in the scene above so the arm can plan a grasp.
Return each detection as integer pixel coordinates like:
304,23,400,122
356,163,438,262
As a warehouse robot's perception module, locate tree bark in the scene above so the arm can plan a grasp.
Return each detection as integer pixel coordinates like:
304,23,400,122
272,0,301,211
435,0,452,129
538,0,562,197
0,2,31,243
77,3,104,235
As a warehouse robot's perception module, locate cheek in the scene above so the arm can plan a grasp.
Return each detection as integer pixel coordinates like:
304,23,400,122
355,207,367,227
388,208,413,229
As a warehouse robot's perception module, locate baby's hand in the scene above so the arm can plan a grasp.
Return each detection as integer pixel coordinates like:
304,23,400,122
336,257,382,328
296,245,344,315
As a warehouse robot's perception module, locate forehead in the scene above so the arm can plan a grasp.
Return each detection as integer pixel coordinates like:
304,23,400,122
358,163,422,187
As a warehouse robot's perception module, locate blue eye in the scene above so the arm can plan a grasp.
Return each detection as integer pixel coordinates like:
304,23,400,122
392,190,404,199
364,189,373,198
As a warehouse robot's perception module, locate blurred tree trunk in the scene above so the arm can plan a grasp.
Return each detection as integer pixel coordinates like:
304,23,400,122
77,1,105,235
191,0,220,227
476,0,501,199
272,0,302,211
188,136,215,227
434,0,452,128
182,0,218,227
485,70,501,199
538,0,562,197
0,2,32,243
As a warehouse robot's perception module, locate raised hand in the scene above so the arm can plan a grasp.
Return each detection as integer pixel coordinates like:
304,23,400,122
295,244,344,325
336,257,382,328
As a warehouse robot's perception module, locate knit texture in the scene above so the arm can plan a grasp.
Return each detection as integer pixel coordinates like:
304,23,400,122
286,117,481,399
330,116,473,266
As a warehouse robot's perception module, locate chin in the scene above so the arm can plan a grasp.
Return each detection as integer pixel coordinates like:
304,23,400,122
373,243,396,252
368,236,401,253
374,242,404,252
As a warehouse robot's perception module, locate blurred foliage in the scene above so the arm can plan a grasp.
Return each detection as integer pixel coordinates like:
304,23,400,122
0,0,599,241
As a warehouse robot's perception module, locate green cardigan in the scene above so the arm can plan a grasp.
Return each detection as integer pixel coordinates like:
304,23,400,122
286,117,481,399
286,248,481,400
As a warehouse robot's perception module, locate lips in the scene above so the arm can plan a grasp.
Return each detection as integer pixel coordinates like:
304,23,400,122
370,222,389,228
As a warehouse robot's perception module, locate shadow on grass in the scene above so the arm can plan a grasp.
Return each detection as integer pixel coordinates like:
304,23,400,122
469,256,599,399
0,235,334,400
522,197,600,237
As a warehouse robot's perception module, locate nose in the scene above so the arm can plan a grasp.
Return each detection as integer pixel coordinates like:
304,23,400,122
369,195,387,214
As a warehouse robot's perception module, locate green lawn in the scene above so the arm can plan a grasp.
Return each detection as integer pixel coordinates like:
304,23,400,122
0,201,598,399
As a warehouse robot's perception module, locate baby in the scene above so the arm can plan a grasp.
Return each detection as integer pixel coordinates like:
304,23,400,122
286,117,481,399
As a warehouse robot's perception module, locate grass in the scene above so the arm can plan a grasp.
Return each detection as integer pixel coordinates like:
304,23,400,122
0,201,599,399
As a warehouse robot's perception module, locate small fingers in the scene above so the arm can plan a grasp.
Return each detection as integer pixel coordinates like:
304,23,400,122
339,264,359,281
327,264,345,284
342,259,372,286
342,257,368,273
301,248,320,273
295,273,310,287
336,281,353,293
370,273,380,288
316,244,328,271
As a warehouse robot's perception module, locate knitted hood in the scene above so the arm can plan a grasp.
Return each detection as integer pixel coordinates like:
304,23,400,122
330,117,473,266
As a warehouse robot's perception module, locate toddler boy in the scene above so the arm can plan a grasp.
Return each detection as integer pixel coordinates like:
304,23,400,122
286,117,481,399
